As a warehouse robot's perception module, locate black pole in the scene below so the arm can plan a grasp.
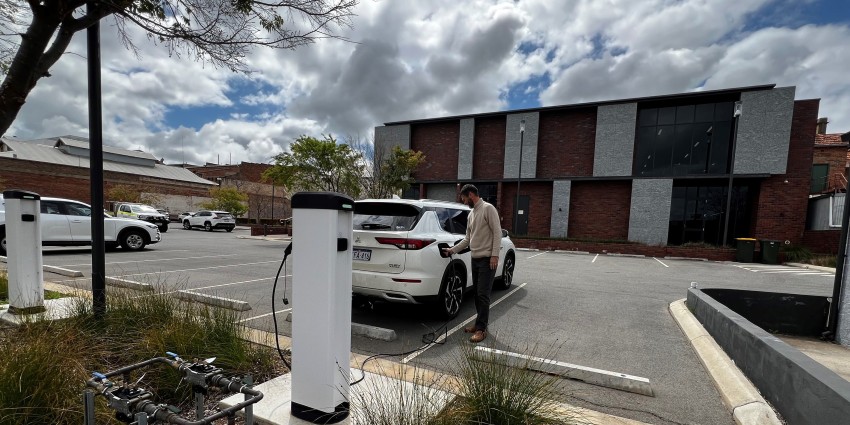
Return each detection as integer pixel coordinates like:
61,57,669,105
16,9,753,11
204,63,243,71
271,183,275,220
826,188,850,339
722,103,742,247
514,123,525,235
87,3,106,318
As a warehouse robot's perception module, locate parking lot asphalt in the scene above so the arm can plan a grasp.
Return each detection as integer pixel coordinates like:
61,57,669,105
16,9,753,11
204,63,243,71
37,227,836,425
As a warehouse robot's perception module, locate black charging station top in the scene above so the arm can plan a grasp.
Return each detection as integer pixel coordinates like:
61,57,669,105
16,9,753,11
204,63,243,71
2,189,41,200
291,192,354,211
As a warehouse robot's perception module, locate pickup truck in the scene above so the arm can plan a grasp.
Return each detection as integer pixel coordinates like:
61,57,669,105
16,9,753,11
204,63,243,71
0,195,161,256
115,203,169,232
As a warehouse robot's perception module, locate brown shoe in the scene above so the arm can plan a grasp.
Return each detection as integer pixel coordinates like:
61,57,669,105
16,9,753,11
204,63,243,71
463,325,477,333
469,330,487,343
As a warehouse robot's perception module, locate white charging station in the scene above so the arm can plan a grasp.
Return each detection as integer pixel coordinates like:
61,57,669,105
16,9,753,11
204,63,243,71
290,192,354,424
3,189,45,314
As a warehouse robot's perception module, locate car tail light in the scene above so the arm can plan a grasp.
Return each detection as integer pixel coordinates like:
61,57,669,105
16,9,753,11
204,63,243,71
375,237,435,250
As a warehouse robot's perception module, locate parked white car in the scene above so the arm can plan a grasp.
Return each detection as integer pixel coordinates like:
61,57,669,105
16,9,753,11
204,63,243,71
0,195,162,256
182,210,236,232
351,199,516,319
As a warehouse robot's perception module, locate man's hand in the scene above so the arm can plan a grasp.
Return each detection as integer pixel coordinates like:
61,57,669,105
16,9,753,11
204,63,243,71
490,256,499,270
442,247,453,256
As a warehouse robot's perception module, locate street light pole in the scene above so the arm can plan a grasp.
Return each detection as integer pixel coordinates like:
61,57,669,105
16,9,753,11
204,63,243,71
722,102,743,247
514,120,526,235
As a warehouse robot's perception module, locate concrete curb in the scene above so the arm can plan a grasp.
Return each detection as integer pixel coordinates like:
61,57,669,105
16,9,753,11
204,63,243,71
43,265,84,277
178,290,251,311
785,262,836,273
669,299,782,425
553,250,591,255
235,235,290,242
106,276,153,291
606,253,645,258
664,256,709,262
285,312,397,341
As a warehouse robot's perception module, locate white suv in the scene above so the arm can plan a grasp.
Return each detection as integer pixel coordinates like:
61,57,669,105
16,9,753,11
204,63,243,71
352,199,516,319
0,195,162,255
182,210,236,232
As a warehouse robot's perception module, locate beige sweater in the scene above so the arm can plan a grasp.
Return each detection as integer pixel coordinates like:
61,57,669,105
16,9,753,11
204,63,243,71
450,199,502,258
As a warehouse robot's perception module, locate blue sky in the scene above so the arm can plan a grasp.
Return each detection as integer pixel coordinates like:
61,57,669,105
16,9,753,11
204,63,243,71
7,0,850,164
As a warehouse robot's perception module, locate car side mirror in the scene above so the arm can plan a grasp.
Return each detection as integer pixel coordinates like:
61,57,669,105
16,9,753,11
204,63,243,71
501,229,509,238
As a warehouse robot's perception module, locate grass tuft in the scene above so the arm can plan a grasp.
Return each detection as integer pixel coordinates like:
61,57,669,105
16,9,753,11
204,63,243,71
350,362,451,425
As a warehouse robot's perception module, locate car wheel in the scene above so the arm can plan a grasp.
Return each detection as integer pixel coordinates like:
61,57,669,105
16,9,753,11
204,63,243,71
204,222,212,232
436,262,464,319
159,223,168,233
225,227,233,233
0,229,6,256
183,220,192,230
119,230,147,251
495,252,514,290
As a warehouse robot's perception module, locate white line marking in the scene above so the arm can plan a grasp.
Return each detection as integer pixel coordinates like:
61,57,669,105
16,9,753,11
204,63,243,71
110,260,281,278
147,276,291,297
237,308,292,323
60,254,239,268
592,254,599,263
401,282,528,364
760,270,822,274
527,252,546,259
653,257,669,268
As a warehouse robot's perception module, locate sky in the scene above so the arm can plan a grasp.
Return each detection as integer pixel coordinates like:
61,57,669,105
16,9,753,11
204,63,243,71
5,0,850,165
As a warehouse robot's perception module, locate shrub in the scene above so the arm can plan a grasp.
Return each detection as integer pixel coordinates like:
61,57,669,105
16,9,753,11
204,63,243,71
781,245,813,263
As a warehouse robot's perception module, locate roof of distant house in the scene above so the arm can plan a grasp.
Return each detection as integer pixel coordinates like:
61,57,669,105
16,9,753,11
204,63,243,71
815,133,848,146
0,136,215,186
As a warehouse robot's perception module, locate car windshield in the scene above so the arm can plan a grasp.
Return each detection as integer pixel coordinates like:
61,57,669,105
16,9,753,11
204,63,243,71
353,202,420,231
130,205,159,214
215,213,233,218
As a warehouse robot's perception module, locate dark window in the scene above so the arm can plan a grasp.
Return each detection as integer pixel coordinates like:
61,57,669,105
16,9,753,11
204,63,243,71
63,202,92,216
449,209,468,235
40,201,62,215
402,186,420,200
635,101,736,177
667,181,755,246
353,202,420,232
434,207,453,233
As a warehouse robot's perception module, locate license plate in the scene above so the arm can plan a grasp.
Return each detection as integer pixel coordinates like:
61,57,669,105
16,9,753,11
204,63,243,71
353,248,371,261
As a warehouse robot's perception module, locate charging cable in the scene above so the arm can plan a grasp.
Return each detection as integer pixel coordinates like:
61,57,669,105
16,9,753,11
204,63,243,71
272,243,292,370
350,248,460,386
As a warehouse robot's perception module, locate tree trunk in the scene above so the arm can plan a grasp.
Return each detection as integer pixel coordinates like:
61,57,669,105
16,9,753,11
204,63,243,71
0,12,61,137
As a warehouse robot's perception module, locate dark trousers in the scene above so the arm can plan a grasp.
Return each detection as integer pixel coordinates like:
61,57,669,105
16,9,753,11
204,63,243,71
471,257,496,331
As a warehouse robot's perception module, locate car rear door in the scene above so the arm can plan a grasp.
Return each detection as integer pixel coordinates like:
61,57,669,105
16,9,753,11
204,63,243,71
40,200,72,242
352,202,422,274
62,201,93,242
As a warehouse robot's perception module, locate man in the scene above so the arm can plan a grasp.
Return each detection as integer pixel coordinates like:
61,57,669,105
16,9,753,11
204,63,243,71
443,184,502,343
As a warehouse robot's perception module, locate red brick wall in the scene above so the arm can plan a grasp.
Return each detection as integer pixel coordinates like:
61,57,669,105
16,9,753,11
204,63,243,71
499,182,552,237
0,159,210,208
537,108,596,178
473,116,506,180
812,145,848,192
568,181,631,240
802,230,841,254
753,100,819,244
411,121,460,181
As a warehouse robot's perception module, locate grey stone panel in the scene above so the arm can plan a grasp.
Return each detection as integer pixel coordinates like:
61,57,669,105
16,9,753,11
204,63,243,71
374,125,411,153
734,87,795,175
550,181,571,238
458,119,474,180
628,179,672,245
688,288,850,425
426,184,457,202
503,112,539,179
593,103,637,177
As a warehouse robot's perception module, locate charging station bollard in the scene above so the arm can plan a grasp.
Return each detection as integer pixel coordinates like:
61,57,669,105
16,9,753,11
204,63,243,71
3,189,45,315
290,192,354,424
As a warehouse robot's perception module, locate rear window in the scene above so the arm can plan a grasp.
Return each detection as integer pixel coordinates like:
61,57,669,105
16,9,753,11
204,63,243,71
353,202,420,231
215,213,233,219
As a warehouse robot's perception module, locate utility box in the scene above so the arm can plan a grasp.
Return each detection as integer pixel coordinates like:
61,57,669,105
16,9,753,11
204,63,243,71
290,192,354,424
735,238,756,263
3,189,45,314
760,240,781,265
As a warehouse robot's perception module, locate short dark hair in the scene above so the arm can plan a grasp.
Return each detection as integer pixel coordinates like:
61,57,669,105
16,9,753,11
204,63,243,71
460,184,478,196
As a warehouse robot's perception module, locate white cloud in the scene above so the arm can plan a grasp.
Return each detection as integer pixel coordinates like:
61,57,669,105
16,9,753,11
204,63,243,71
4,0,850,166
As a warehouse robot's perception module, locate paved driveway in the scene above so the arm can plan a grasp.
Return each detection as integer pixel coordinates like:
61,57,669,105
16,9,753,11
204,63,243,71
36,228,835,424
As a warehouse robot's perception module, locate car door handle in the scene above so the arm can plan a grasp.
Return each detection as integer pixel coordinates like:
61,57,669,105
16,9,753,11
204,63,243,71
71,220,82,223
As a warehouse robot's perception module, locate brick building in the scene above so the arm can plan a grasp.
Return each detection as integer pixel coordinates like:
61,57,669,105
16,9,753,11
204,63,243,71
376,84,821,248
0,136,215,212
186,163,290,222
804,121,850,253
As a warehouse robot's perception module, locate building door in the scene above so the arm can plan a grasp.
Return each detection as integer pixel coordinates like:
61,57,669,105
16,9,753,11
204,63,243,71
514,195,529,236
811,164,828,194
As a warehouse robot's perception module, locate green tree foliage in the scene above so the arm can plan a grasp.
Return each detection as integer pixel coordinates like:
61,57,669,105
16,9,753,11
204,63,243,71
364,146,424,199
0,0,357,136
200,186,248,217
106,184,162,206
263,135,364,198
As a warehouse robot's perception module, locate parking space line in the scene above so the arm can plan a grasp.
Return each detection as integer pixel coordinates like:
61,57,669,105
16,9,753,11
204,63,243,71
527,252,546,260
592,254,598,263
653,257,669,268
401,282,528,364
60,254,239,268
113,260,281,278
237,308,292,323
